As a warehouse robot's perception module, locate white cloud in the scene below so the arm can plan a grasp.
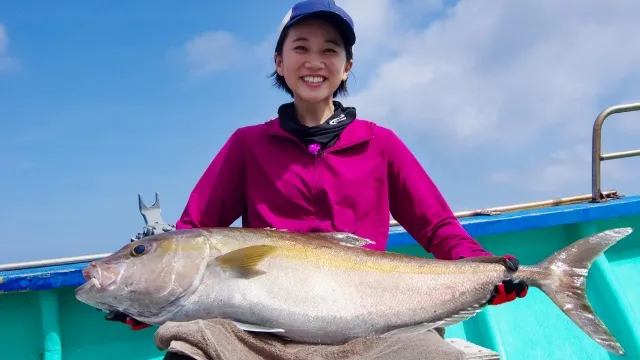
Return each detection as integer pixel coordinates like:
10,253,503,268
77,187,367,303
488,144,630,194
335,0,399,60
338,0,444,60
344,0,640,150
0,24,19,74
181,30,251,78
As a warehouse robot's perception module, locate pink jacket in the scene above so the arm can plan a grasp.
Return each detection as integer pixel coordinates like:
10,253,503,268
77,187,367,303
176,117,492,260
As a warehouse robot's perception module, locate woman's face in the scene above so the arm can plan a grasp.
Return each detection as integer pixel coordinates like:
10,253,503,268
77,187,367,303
275,17,353,104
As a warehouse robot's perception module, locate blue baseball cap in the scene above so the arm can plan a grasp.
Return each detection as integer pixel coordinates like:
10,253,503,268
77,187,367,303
279,0,356,47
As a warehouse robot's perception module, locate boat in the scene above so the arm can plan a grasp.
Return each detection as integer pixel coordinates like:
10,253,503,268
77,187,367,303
1,103,639,360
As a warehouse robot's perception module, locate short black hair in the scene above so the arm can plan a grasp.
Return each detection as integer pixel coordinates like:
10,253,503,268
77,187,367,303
269,23,354,98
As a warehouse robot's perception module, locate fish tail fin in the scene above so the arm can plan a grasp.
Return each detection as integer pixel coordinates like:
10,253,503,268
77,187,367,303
522,227,632,356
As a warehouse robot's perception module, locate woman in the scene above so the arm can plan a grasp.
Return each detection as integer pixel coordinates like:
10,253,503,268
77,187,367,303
108,0,528,358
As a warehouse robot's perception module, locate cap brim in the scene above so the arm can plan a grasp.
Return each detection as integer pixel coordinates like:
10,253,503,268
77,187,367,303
284,11,356,47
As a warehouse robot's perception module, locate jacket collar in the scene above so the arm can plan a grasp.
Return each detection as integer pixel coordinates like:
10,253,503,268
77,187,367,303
265,117,374,152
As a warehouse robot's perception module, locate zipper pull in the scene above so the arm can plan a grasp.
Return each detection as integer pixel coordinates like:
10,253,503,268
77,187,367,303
308,143,321,155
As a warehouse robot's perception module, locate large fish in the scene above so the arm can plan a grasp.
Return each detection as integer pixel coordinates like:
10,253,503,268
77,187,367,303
75,227,632,356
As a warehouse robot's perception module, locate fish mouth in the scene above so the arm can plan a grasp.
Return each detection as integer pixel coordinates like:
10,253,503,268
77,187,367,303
81,262,125,291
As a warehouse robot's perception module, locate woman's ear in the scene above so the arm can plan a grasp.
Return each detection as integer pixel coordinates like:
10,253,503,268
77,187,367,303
342,59,353,81
275,53,284,76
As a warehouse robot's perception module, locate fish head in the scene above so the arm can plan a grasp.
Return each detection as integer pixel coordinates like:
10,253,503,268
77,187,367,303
74,230,210,322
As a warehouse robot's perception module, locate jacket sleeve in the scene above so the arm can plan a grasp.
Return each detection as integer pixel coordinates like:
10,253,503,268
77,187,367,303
384,129,492,260
176,130,247,230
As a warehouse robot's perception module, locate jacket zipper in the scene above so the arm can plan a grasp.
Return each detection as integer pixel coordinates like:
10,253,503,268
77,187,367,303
312,150,323,229
313,150,322,195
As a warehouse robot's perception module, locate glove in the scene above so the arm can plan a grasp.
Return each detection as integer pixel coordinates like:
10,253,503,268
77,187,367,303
488,254,528,305
104,310,152,330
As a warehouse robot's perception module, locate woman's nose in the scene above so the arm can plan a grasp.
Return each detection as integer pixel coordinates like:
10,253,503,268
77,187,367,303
304,55,324,69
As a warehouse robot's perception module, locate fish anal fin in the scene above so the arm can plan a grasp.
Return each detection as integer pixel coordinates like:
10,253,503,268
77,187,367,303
214,245,277,279
380,321,444,337
232,320,285,333
315,232,375,248
437,303,486,328
381,303,485,338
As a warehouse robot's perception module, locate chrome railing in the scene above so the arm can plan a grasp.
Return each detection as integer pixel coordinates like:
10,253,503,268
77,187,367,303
0,253,111,272
389,190,620,228
592,102,640,202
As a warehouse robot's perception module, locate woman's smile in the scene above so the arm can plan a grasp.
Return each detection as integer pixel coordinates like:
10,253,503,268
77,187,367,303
300,75,327,88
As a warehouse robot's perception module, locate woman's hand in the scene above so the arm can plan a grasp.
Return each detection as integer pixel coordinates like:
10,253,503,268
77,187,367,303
488,255,529,305
104,309,152,330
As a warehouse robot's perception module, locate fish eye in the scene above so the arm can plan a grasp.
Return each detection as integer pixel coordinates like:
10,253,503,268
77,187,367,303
131,244,146,257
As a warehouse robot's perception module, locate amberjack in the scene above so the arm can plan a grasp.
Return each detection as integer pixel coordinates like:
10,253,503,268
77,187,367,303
75,227,632,356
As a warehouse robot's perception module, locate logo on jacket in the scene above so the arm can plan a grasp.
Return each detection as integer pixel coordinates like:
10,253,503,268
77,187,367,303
329,114,347,125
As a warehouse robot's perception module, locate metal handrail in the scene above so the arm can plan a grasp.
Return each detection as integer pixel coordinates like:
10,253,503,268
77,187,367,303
389,189,620,228
592,103,640,202
0,253,111,272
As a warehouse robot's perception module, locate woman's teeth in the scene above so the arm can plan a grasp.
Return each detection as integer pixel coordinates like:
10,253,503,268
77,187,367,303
302,76,325,83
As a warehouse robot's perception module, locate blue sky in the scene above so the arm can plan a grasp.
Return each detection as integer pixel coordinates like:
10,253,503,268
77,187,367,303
2,0,640,264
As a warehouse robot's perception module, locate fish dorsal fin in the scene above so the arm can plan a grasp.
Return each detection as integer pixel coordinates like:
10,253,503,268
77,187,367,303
315,232,375,248
380,303,486,338
214,245,277,279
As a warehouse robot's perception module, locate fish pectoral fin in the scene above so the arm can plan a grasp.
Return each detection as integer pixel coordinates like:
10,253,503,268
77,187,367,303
232,321,285,333
315,232,375,248
214,245,277,279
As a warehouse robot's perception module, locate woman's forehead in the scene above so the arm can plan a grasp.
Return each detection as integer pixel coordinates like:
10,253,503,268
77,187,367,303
286,18,343,44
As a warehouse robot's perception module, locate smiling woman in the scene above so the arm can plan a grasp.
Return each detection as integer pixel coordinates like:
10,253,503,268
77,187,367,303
102,0,527,359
